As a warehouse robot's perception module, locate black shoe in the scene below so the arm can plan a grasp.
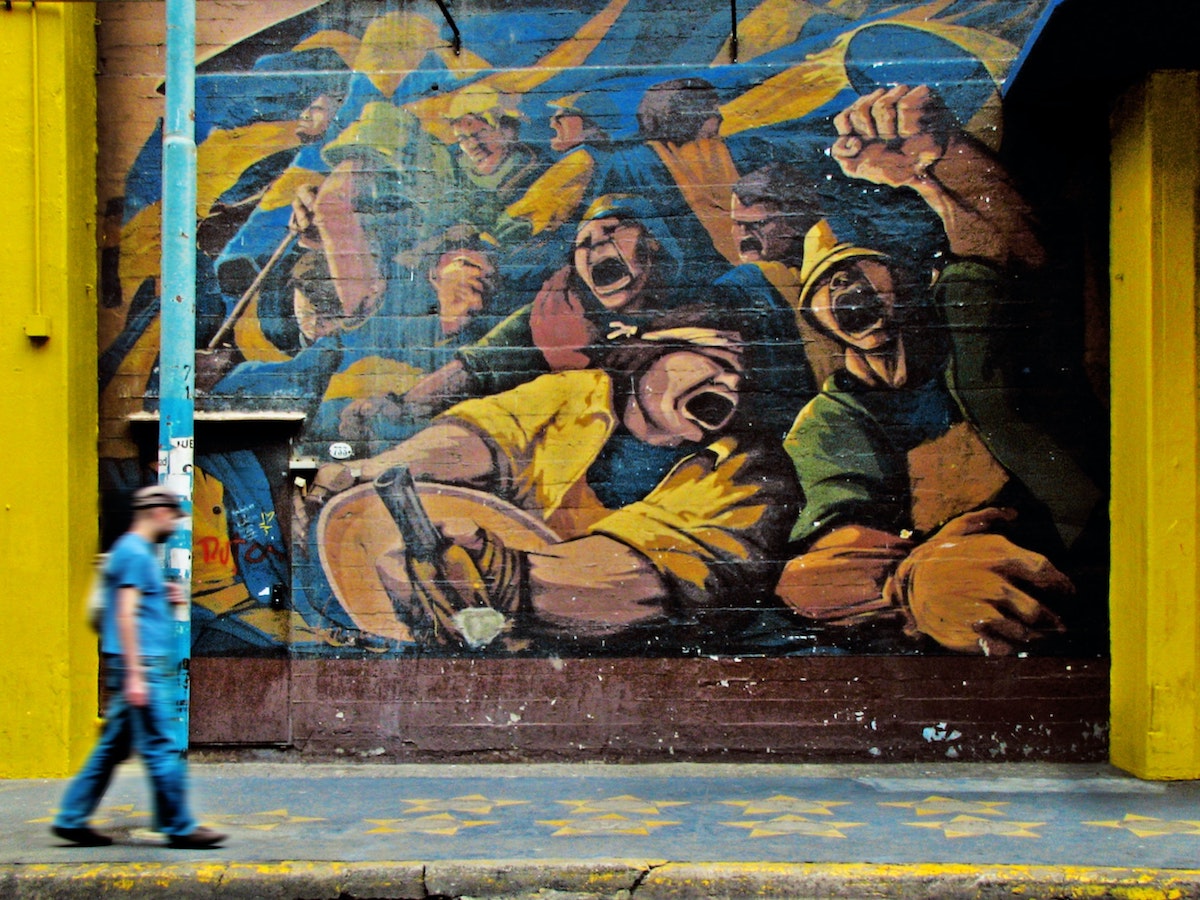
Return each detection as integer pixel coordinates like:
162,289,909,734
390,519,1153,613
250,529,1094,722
166,825,227,849
52,825,113,847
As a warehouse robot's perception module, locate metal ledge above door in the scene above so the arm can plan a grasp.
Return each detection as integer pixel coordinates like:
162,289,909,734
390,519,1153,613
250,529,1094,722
126,410,307,424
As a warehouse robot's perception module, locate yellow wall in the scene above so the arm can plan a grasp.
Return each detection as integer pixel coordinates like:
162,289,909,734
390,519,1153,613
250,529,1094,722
1109,70,1200,779
0,2,99,778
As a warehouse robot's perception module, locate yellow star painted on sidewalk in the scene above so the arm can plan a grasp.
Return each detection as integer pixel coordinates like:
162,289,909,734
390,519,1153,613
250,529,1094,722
723,814,865,838
398,794,528,815
365,813,497,836
907,815,1044,838
721,796,849,816
537,813,681,837
555,795,688,816
1085,814,1200,837
30,804,151,825
880,796,1009,817
204,809,327,831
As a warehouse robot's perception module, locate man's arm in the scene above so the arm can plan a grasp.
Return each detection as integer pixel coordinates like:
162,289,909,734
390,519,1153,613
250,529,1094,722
115,586,147,707
831,84,1045,270
299,419,499,538
775,525,913,624
372,526,670,646
358,420,498,488
310,158,388,320
523,534,669,634
339,360,473,442
778,508,1071,655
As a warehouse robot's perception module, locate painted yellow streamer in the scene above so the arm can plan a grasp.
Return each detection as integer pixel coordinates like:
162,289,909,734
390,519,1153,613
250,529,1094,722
405,0,632,144
504,148,596,236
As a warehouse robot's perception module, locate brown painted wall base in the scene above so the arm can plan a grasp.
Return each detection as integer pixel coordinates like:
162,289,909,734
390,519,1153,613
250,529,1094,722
190,657,291,747
191,657,1109,763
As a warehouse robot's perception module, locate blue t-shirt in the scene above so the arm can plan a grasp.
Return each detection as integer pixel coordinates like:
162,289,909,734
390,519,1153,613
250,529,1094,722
100,532,173,658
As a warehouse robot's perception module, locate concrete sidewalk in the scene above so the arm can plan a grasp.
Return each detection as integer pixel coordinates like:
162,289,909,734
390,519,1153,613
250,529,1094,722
2,759,1200,898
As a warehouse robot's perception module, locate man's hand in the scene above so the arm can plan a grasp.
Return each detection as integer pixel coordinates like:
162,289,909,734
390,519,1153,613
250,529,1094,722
832,84,1045,268
430,250,495,338
290,184,322,250
194,347,241,395
124,667,149,708
884,507,1071,655
339,395,405,442
378,518,525,649
831,84,953,189
166,581,186,607
294,463,357,540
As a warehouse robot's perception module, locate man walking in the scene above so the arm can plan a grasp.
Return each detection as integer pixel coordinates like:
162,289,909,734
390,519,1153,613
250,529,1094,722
53,486,226,849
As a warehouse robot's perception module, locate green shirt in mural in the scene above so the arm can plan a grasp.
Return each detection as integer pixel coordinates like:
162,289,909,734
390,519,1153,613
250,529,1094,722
785,260,1101,548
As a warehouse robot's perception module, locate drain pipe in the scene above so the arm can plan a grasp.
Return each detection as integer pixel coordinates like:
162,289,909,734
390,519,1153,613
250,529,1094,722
160,0,196,754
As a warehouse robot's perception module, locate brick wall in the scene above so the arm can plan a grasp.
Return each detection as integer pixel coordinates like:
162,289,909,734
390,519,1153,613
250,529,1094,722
98,0,1110,760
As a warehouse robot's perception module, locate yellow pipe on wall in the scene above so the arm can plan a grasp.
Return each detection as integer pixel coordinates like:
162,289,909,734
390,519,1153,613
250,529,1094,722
0,2,99,778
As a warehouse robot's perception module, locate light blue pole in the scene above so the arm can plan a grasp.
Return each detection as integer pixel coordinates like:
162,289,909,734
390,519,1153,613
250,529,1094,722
160,0,196,754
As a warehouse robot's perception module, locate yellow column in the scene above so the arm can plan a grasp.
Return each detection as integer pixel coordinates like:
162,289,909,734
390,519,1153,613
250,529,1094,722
0,3,98,777
1109,71,1200,779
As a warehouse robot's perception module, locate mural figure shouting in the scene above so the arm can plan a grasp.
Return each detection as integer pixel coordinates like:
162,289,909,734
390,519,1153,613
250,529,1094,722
335,193,687,440
776,85,1100,656
339,191,815,444
314,307,800,655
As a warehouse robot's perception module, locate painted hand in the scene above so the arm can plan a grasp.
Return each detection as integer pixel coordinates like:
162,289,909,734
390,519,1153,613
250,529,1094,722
884,507,1072,655
431,250,495,338
338,395,405,442
830,85,952,189
389,520,526,650
294,463,357,542
290,184,322,250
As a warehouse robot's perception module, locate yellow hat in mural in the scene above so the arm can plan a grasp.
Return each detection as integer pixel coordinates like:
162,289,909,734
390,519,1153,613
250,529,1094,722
446,84,523,127
796,219,889,312
353,11,440,98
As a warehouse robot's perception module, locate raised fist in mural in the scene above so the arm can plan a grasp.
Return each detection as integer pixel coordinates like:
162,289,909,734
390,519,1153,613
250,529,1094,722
429,247,497,338
830,84,955,190
830,83,1045,270
884,507,1071,656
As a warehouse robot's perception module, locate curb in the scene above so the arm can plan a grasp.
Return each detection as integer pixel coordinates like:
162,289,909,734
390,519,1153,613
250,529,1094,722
4,860,1200,899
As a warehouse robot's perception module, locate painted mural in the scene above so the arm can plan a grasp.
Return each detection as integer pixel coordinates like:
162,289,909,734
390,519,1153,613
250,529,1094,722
98,0,1107,661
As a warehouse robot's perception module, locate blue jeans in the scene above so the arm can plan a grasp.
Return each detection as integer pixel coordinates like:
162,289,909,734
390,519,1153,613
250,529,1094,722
55,656,196,838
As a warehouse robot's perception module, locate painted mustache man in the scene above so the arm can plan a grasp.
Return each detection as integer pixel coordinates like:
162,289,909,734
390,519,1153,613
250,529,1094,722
317,306,800,654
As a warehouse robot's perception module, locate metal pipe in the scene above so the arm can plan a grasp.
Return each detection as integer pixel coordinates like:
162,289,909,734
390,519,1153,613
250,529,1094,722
160,0,196,754
30,3,41,317
432,0,461,56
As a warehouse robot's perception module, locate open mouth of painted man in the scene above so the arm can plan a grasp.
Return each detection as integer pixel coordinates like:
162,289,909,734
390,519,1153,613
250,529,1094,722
589,256,633,293
683,389,737,432
739,236,763,257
